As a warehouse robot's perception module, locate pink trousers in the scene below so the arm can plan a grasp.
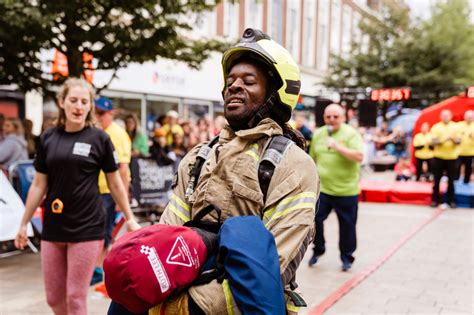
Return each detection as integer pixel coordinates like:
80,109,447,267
41,240,103,315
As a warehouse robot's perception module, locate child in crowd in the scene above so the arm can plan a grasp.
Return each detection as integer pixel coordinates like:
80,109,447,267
394,154,416,181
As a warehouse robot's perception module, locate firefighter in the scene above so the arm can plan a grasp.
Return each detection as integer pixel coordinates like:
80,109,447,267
147,28,320,315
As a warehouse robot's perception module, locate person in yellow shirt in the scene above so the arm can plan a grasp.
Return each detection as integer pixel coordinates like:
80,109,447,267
92,97,140,284
162,110,184,146
430,110,461,208
413,122,434,181
456,110,473,184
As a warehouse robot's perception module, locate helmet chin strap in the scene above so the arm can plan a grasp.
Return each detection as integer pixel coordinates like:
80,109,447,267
247,92,278,129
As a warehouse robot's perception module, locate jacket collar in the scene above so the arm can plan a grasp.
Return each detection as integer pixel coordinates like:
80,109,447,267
219,118,283,143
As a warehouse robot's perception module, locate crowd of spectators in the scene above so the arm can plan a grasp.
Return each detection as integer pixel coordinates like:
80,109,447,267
1,107,472,187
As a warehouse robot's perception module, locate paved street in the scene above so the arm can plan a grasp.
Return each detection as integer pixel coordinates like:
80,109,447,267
1,202,472,315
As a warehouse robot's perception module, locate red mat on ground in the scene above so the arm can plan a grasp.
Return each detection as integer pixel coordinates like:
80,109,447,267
360,180,447,205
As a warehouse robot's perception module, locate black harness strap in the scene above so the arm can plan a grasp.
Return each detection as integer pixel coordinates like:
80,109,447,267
185,136,220,199
258,135,293,202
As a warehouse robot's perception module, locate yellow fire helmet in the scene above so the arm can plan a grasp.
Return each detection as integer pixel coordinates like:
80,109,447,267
221,28,301,122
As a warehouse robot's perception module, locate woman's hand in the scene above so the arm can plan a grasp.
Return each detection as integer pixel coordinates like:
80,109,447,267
14,225,29,250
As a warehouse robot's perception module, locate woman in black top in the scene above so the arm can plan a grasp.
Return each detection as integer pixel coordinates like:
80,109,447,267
15,78,140,315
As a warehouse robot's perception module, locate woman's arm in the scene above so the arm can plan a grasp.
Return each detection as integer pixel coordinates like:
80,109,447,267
105,171,141,231
15,172,48,249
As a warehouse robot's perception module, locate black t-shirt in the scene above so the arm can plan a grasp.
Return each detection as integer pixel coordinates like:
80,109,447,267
35,126,118,242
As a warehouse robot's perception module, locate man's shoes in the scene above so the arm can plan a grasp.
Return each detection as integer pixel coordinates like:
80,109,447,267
90,267,103,286
449,202,457,209
308,254,319,267
342,262,352,272
430,201,438,208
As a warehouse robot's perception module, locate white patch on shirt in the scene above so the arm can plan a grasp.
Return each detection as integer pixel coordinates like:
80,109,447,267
72,142,91,157
113,151,119,164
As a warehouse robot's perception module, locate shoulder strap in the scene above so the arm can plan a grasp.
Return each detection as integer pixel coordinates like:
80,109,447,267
185,136,220,199
185,135,292,203
258,135,293,202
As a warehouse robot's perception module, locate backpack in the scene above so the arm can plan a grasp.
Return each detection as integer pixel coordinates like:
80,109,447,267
104,223,217,314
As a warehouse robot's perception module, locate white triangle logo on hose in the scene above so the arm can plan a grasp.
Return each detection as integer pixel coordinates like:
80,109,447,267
166,235,193,267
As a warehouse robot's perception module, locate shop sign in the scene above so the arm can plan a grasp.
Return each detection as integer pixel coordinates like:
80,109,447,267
51,49,94,83
370,88,410,101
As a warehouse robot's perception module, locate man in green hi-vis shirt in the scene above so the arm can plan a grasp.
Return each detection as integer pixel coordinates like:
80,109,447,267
308,103,364,271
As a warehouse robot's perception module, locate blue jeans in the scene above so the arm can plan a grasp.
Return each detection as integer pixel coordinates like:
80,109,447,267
102,193,116,247
312,192,359,264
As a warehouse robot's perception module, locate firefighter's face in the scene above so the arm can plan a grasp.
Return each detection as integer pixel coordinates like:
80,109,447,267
224,62,267,130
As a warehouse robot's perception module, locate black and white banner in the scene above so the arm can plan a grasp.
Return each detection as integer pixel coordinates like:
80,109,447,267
131,158,176,207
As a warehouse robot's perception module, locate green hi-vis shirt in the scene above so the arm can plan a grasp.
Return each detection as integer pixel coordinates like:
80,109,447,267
310,124,363,196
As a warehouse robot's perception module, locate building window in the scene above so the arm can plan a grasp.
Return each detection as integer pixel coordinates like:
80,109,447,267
191,11,216,38
302,0,316,67
270,0,283,45
341,5,352,58
330,0,341,56
245,0,263,30
287,4,299,58
224,0,239,39
317,0,330,70
352,12,362,49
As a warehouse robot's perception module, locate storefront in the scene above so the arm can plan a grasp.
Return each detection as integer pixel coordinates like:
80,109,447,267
93,54,223,133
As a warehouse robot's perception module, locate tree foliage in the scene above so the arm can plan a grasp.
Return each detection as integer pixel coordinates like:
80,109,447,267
324,0,474,91
0,0,228,94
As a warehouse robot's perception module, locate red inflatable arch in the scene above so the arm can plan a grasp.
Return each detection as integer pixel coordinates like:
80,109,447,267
411,95,474,163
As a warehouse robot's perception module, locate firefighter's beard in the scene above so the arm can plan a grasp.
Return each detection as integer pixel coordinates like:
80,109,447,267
225,105,260,131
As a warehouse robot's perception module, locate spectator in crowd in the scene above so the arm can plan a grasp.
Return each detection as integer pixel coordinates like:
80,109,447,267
124,113,149,157
171,132,187,163
0,113,5,141
413,122,434,181
372,122,390,151
309,103,363,271
0,117,28,172
34,111,59,154
213,115,227,136
196,116,213,142
358,126,375,172
93,97,137,285
385,125,406,161
294,111,313,151
394,154,416,181
162,110,184,146
456,110,473,184
14,78,139,315
150,128,176,166
180,120,198,151
22,118,37,159
430,109,461,208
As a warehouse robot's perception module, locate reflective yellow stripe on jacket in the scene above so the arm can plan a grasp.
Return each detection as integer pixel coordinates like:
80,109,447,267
222,280,236,315
263,192,317,227
245,143,260,162
168,193,190,223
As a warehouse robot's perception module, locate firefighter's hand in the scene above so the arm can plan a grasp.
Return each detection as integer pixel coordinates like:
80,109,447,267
149,293,189,315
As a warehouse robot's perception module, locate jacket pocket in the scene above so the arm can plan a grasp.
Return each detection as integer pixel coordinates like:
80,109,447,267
232,182,263,204
230,182,264,216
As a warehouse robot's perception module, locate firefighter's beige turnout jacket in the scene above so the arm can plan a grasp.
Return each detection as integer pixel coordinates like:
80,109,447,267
159,118,320,314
